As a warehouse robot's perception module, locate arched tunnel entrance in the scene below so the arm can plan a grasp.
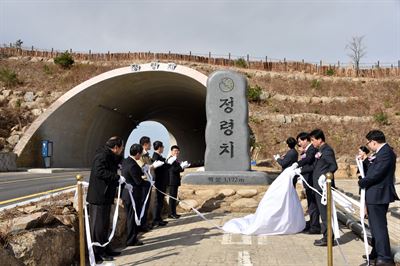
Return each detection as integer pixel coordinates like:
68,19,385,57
14,63,208,167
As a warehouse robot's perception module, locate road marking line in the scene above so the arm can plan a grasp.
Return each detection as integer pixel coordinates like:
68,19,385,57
0,185,76,205
257,235,269,245
238,251,253,266
221,233,252,245
0,174,78,185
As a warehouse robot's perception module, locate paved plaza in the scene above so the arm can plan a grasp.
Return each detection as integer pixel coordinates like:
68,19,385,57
114,212,367,266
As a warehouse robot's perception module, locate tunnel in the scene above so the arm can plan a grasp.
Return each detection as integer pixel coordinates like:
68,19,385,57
14,63,208,167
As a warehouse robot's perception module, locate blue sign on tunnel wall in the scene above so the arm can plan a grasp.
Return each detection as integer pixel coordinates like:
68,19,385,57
41,140,53,157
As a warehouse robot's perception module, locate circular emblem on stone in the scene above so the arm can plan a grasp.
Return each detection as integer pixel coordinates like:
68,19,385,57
219,78,234,92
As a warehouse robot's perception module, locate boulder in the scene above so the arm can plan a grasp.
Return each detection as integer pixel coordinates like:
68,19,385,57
236,189,258,198
179,199,199,211
2,89,11,97
23,92,35,102
178,189,195,199
8,226,76,266
230,198,258,212
195,189,216,198
31,109,42,116
0,247,24,266
7,135,20,146
218,189,236,197
0,94,6,103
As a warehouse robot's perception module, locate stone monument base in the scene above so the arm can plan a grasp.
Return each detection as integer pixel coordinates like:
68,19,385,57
182,171,278,185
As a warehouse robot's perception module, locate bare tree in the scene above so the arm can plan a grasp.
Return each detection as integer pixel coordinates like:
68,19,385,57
346,36,367,77
15,39,23,49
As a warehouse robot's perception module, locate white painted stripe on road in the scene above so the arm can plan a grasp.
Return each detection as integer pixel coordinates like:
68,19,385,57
221,233,252,245
257,235,269,245
238,251,253,266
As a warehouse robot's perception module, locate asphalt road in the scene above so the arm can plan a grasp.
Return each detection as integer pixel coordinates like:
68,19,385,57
0,170,90,208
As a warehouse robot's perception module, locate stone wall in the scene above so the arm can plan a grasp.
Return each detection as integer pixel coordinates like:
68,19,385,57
0,152,17,171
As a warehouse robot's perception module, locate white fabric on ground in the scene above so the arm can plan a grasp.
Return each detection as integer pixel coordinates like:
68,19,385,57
222,167,305,235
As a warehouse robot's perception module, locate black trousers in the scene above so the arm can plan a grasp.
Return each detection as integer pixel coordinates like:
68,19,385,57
154,183,166,222
89,204,111,257
168,185,179,215
367,204,392,262
306,187,321,231
315,192,329,239
122,189,141,245
140,181,152,226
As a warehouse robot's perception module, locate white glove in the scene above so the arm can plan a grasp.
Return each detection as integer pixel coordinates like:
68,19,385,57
180,161,190,169
273,154,280,160
119,175,126,184
167,156,177,164
124,183,133,193
294,167,302,175
142,164,150,173
291,162,299,169
152,160,165,169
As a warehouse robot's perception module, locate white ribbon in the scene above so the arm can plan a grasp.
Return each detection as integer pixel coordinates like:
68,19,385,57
76,181,122,266
356,156,370,264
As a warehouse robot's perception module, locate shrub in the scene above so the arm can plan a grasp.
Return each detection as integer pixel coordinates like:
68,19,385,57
326,68,335,76
0,68,20,87
311,79,321,89
235,58,247,68
374,111,389,125
54,52,74,69
247,85,262,102
43,64,53,75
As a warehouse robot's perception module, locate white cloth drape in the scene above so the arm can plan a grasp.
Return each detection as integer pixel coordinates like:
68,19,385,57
222,167,306,235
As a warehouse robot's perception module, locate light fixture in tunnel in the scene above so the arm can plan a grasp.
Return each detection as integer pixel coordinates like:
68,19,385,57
98,104,140,129
131,64,141,72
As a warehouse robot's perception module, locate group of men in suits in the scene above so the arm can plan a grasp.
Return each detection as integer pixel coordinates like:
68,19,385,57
86,136,189,264
278,129,398,266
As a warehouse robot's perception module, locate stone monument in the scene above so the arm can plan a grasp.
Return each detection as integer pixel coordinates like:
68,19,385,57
183,70,274,185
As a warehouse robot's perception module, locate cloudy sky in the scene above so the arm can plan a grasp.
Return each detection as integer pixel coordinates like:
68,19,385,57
1,0,399,66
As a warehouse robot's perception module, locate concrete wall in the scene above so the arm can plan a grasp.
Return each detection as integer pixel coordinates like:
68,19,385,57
0,152,17,171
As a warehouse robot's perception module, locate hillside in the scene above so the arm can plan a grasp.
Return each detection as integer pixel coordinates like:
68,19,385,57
0,53,399,163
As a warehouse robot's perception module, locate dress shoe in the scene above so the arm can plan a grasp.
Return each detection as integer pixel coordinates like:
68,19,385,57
375,259,395,266
153,220,168,227
105,249,121,256
362,254,377,260
303,229,321,235
313,238,337,247
138,225,151,232
168,214,181,219
127,240,144,246
95,254,114,263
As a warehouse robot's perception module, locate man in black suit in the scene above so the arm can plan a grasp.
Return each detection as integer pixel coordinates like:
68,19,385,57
86,136,125,263
294,132,321,235
276,137,298,170
152,140,169,226
309,129,338,247
167,145,187,219
358,130,398,266
121,143,147,247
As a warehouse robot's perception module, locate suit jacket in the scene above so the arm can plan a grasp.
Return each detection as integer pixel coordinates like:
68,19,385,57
359,144,399,204
298,145,317,184
121,157,146,187
152,152,170,188
312,143,338,191
168,158,184,186
277,148,298,170
86,146,121,205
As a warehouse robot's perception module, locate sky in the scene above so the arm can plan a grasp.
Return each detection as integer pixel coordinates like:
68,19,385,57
1,0,399,66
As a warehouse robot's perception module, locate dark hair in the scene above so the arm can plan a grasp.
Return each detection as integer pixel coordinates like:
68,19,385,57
106,136,123,149
359,145,370,154
130,143,143,156
153,141,164,150
170,145,180,151
366,130,386,143
139,136,151,146
309,129,325,142
296,132,310,142
286,137,297,149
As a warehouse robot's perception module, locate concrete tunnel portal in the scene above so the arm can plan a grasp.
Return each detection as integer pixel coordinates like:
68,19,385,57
14,63,208,168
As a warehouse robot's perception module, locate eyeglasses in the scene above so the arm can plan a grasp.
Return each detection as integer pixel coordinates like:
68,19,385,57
366,140,372,146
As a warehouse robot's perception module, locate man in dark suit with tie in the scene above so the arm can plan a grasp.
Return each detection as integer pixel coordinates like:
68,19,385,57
358,130,398,266
294,132,321,234
121,144,147,246
152,141,169,226
167,145,185,219
309,129,338,247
